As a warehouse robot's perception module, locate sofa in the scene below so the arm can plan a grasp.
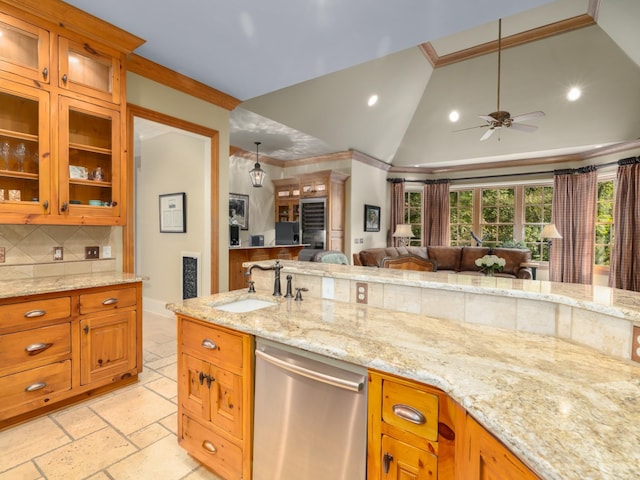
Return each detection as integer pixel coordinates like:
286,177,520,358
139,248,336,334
353,245,533,279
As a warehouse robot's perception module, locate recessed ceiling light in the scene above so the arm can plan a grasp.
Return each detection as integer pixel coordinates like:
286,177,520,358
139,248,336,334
449,110,460,122
567,87,581,102
368,94,378,107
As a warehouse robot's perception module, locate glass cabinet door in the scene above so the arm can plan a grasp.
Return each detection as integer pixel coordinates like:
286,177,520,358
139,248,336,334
58,37,121,104
0,82,50,215
58,96,121,220
0,12,50,84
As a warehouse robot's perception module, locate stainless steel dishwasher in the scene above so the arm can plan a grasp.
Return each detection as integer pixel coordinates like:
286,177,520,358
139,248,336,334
253,338,367,480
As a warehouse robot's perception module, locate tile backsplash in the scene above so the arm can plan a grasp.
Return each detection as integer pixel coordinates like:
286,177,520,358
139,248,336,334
0,225,122,280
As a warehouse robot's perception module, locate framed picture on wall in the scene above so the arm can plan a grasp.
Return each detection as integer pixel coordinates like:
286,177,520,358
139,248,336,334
364,204,380,232
159,192,186,233
229,193,249,230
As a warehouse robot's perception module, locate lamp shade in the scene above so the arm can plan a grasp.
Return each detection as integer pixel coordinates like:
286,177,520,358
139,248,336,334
541,223,562,239
393,224,414,238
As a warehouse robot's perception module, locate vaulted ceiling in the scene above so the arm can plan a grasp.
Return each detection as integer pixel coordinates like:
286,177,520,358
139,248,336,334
64,0,640,171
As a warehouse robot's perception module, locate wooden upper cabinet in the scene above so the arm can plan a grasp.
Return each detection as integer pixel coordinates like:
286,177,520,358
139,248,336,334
58,36,121,104
0,81,51,216
0,12,50,85
58,96,121,220
273,178,300,223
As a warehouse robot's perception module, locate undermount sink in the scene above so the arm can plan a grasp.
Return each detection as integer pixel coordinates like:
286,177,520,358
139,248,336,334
211,297,278,313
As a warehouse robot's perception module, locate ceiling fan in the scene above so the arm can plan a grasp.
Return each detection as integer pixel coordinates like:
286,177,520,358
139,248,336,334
460,18,545,141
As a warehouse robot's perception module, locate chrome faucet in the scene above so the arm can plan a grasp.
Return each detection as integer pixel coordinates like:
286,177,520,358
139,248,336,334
245,260,283,296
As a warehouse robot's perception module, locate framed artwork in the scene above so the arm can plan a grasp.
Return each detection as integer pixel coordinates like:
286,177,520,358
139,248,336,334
229,193,249,230
159,192,186,233
364,204,380,232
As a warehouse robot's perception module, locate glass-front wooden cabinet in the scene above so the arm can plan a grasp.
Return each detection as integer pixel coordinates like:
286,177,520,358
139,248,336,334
58,37,121,104
0,12,50,85
273,178,300,223
0,82,50,216
58,97,121,219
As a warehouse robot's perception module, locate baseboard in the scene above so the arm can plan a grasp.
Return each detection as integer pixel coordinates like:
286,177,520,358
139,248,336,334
143,296,175,318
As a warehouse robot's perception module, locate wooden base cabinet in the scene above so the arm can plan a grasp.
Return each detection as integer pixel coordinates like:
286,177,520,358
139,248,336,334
368,371,463,480
0,281,142,429
461,416,540,480
177,315,253,479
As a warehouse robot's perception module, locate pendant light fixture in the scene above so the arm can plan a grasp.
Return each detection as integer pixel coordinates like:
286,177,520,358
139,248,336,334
249,141,266,187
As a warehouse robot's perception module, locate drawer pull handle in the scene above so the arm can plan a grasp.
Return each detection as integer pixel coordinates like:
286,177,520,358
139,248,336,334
202,440,217,454
102,298,118,305
25,342,53,355
24,309,46,318
201,339,217,350
392,404,426,425
25,382,46,392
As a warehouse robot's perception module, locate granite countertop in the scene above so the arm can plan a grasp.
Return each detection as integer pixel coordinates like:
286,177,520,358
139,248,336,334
229,244,308,250
0,272,145,300
167,290,640,480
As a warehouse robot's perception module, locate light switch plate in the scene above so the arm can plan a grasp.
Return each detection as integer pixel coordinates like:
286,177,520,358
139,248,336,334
53,246,63,261
85,246,99,259
103,246,112,258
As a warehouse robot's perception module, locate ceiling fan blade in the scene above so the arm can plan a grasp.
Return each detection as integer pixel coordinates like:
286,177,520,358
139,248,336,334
478,115,495,123
480,128,495,141
453,124,488,133
509,123,538,133
511,111,545,123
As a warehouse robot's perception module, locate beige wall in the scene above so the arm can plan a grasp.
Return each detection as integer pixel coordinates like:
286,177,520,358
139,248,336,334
127,72,230,295
136,132,208,314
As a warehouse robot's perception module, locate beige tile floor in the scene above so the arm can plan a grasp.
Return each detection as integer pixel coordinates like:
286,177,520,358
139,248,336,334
0,312,223,480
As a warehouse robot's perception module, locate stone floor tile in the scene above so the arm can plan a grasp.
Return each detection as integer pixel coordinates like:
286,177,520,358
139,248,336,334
145,376,177,400
52,406,108,440
128,422,171,449
0,462,42,480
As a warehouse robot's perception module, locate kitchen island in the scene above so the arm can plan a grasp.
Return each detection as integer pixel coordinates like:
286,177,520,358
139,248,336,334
167,262,640,480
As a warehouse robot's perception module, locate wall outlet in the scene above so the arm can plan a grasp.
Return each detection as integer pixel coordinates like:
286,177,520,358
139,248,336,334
356,282,368,304
103,246,112,258
0,247,5,263
632,325,640,363
85,246,99,259
53,246,63,261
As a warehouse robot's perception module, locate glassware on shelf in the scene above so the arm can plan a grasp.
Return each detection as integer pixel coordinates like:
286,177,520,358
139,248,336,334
14,143,26,172
1,141,9,170
92,167,104,181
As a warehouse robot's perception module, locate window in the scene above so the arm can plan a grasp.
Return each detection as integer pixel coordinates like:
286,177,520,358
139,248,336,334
449,190,474,246
595,180,614,266
480,188,514,248
404,191,422,246
523,186,553,261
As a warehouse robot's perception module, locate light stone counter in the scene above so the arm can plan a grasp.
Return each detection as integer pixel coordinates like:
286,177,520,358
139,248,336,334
0,272,145,299
167,263,640,480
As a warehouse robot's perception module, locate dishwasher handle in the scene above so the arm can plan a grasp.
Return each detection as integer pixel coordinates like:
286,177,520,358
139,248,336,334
255,348,364,392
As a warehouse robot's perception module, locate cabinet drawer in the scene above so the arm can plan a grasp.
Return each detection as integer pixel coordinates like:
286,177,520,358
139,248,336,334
79,287,137,315
0,323,71,376
0,360,72,420
181,414,243,480
382,379,439,441
0,297,71,331
181,320,243,371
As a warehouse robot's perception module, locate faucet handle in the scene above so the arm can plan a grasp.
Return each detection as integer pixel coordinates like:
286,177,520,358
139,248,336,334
247,281,255,293
294,287,308,301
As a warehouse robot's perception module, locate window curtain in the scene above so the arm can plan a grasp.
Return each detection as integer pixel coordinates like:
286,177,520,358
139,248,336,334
550,166,597,284
609,157,640,291
422,180,450,246
390,180,405,247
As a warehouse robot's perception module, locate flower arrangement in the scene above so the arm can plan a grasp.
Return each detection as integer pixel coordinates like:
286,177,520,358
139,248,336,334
475,254,506,276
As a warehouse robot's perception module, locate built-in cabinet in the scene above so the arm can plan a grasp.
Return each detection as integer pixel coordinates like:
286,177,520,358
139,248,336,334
178,316,254,480
0,282,142,429
272,170,349,252
0,4,139,225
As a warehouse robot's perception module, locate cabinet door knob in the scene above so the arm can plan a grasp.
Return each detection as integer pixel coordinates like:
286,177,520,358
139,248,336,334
60,202,68,212
83,325,89,334
383,452,394,474
42,200,49,211
201,339,217,350
42,67,48,80
198,371,206,385
25,382,47,392
25,342,53,355
62,73,68,84
202,440,217,454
